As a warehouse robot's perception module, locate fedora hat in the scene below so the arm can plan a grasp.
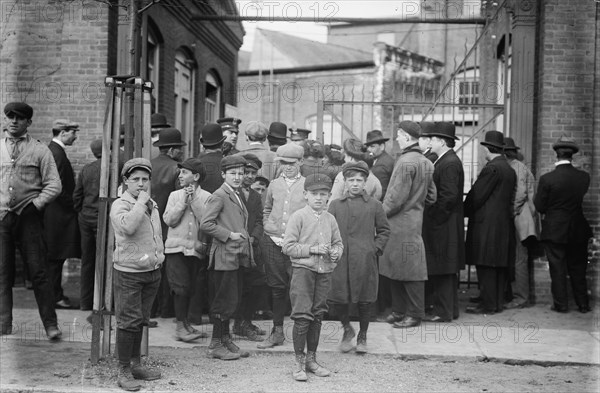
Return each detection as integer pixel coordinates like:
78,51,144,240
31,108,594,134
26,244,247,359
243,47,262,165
365,130,389,145
268,121,288,141
200,123,226,147
480,130,505,149
552,135,579,153
426,122,459,140
151,113,171,128
153,127,186,147
503,137,520,151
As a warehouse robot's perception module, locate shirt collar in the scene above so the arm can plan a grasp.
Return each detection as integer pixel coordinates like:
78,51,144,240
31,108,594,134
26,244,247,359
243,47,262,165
555,160,571,166
433,148,451,164
340,190,369,202
5,133,28,142
223,182,238,194
52,138,66,149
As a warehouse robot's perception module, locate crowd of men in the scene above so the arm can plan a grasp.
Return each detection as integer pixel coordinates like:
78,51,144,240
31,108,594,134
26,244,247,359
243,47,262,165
0,101,594,390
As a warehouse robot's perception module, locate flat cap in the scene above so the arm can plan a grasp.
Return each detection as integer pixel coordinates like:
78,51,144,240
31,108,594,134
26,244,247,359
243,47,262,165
178,158,206,176
245,121,268,139
53,119,79,131
289,128,311,141
304,173,333,192
242,153,262,170
122,157,152,177
4,102,33,119
398,121,421,139
275,143,304,162
221,155,247,171
342,161,369,177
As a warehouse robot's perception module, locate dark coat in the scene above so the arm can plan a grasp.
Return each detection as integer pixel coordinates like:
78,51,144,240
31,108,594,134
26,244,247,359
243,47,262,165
73,158,101,226
371,150,395,199
380,145,437,281
150,153,180,240
464,155,516,267
198,150,224,194
240,187,266,285
328,193,390,303
44,141,81,259
200,184,251,271
534,163,592,244
422,149,465,275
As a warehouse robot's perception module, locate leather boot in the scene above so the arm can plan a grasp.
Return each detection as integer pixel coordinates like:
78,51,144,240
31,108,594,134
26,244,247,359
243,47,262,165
257,325,285,349
175,321,202,342
208,338,240,360
355,331,368,354
183,320,207,339
117,364,142,391
305,351,330,377
292,353,308,381
222,334,250,358
130,359,161,381
339,324,355,353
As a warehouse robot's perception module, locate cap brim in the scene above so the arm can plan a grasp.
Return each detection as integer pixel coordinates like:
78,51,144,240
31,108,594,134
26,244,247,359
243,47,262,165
365,138,389,145
426,133,460,140
275,157,300,163
123,165,151,176
480,141,504,149
305,185,332,192
5,110,29,118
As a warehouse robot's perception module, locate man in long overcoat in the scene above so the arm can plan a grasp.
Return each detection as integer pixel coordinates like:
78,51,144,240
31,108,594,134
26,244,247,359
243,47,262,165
380,121,436,328
534,136,593,313
465,131,516,314
422,122,465,322
44,119,81,309
365,130,394,200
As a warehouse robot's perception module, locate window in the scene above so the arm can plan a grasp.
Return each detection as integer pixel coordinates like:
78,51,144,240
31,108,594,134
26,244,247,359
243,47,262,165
174,50,195,158
458,81,479,110
205,72,221,123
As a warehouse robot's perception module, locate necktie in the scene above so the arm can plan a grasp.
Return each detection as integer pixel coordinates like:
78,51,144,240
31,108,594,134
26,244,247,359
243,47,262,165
7,137,24,160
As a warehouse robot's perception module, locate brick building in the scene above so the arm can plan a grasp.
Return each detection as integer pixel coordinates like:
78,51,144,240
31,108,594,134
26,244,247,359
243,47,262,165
1,0,244,172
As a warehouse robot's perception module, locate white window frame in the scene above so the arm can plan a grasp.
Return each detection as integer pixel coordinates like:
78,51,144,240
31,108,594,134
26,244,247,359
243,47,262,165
174,51,195,158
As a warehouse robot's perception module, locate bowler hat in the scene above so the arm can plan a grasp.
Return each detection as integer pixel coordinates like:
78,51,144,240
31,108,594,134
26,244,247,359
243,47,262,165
122,157,152,177
552,135,579,153
503,137,520,151
365,130,389,146
221,155,246,171
4,102,33,119
217,117,241,133
304,173,333,192
153,127,186,147
268,122,288,141
200,123,226,147
418,122,436,137
289,128,311,141
242,153,262,170
245,121,268,139
178,158,206,180
427,122,459,140
398,121,421,139
151,113,171,128
480,130,505,149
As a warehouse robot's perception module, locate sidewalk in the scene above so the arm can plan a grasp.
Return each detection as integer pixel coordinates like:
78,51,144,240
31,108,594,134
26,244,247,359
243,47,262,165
3,287,599,366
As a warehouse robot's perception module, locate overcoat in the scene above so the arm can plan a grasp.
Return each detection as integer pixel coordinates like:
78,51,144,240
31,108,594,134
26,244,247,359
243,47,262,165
199,184,251,271
328,192,390,303
44,141,80,259
370,150,395,199
198,150,224,194
239,187,266,285
239,143,278,181
422,149,465,275
464,155,516,267
509,158,538,242
534,163,593,244
379,145,437,281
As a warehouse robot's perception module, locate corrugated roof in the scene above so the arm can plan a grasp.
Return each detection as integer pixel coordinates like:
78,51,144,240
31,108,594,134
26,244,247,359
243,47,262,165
241,28,373,72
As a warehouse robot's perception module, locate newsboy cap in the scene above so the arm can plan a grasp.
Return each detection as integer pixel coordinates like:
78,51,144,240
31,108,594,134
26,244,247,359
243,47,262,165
221,155,247,172
289,128,311,141
304,173,333,192
342,161,369,177
122,157,152,177
245,121,268,139
90,139,103,158
275,143,304,162
52,119,79,131
178,158,205,176
398,121,421,139
4,102,33,119
242,153,262,170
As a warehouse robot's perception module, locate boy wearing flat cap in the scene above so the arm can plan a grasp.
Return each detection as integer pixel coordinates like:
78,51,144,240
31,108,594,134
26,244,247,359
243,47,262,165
163,158,211,343
258,143,307,349
1,102,62,341
110,158,164,391
328,161,390,354
200,155,253,361
282,173,343,381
